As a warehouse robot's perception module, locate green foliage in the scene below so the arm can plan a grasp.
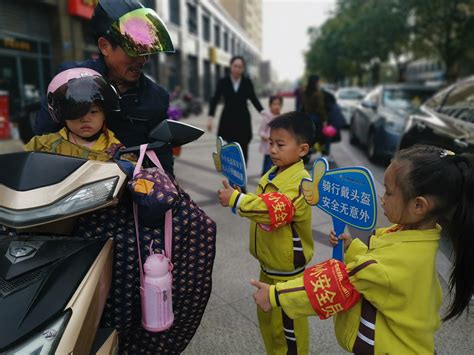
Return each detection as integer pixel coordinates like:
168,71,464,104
305,0,474,83
407,0,474,81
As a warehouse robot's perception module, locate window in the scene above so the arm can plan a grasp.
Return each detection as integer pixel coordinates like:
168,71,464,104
202,14,210,42
364,88,380,106
382,88,436,111
337,89,365,101
230,37,235,54
187,55,198,96
187,2,197,35
170,0,180,25
223,31,228,52
424,89,447,111
438,80,474,124
214,24,220,47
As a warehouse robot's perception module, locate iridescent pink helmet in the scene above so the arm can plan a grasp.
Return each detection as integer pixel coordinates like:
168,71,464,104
47,68,120,123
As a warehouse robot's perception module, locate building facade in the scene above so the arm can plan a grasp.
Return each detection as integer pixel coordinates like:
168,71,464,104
0,0,109,121
158,0,262,100
0,0,262,123
219,0,262,51
0,0,56,121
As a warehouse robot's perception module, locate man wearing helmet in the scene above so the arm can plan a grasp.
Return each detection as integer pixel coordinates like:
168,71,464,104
34,0,176,173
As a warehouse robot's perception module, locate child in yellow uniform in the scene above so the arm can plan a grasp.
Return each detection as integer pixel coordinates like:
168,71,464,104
218,112,315,354
252,145,474,354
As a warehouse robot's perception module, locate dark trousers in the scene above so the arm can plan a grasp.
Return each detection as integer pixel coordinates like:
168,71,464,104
240,142,249,164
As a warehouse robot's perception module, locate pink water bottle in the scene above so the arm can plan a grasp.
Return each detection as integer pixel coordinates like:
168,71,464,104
141,251,174,332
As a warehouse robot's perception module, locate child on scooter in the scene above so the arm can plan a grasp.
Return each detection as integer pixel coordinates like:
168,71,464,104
24,68,124,161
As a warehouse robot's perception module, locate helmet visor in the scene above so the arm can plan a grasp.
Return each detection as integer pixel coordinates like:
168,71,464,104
50,76,120,122
109,8,175,57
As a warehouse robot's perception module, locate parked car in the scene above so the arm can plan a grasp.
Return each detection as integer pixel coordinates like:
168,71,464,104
399,76,474,154
335,87,366,126
349,84,439,161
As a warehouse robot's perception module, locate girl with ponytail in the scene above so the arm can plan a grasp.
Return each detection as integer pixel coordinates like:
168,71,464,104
394,145,474,321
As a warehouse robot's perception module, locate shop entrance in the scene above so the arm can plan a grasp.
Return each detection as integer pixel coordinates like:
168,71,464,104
0,56,19,121
0,33,51,140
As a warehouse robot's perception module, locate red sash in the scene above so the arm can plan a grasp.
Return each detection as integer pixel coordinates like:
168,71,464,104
303,259,360,319
258,192,295,231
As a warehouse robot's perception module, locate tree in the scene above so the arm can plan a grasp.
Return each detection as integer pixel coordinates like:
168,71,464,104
408,0,474,82
305,0,411,84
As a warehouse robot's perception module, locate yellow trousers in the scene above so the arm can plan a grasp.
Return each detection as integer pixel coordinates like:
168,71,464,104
258,272,309,355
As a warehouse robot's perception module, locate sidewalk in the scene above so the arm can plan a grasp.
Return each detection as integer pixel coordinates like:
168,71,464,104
0,139,23,153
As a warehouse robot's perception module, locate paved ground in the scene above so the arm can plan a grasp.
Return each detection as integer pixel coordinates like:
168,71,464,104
1,101,473,354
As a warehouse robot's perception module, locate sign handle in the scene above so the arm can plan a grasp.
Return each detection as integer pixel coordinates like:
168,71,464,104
332,217,346,261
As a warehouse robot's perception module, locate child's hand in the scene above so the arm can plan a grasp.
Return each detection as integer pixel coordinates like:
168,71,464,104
329,230,352,252
218,180,235,207
251,279,272,312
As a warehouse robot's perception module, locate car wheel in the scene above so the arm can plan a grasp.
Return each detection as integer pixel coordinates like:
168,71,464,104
367,130,379,162
349,118,358,145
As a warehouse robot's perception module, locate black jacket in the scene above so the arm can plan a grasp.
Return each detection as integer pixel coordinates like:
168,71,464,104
208,76,263,144
34,57,174,174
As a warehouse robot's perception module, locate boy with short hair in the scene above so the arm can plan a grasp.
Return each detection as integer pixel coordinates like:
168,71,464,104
218,111,315,354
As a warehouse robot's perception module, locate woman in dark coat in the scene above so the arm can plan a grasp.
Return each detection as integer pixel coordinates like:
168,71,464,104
302,74,329,155
207,56,264,163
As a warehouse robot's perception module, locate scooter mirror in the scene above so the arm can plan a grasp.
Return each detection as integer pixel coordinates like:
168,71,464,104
149,120,204,148
118,140,167,154
119,120,204,154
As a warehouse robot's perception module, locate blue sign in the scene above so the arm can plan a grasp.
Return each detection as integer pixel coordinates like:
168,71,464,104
213,137,247,189
301,158,377,260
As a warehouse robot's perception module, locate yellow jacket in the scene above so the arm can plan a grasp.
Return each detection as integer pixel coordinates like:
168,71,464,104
270,225,442,354
228,160,314,280
24,128,122,161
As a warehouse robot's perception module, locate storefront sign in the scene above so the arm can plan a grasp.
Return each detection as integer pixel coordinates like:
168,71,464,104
301,158,377,261
0,36,36,53
209,47,231,65
68,0,99,19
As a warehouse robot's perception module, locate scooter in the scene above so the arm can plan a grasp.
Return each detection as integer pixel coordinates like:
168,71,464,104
0,120,203,354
